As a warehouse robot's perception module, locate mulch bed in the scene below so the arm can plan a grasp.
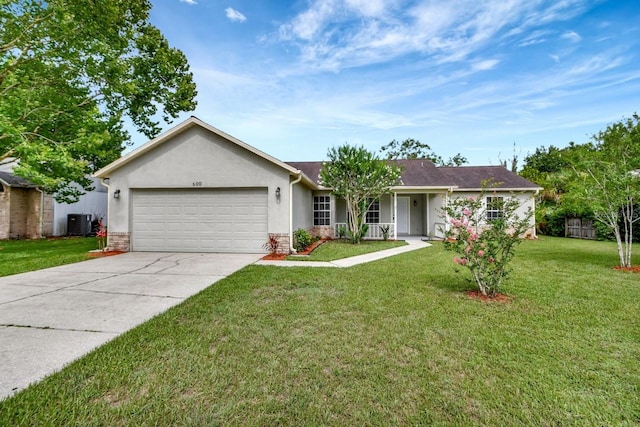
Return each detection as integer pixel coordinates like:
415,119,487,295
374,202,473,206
465,290,511,303
261,239,327,260
613,265,640,273
88,250,125,258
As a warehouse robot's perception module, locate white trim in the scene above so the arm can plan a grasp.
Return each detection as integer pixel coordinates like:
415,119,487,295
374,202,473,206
393,192,398,240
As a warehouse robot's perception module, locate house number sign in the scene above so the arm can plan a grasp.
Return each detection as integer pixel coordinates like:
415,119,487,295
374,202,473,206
192,181,203,187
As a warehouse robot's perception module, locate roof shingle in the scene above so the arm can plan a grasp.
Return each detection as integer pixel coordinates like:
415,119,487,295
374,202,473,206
286,160,540,190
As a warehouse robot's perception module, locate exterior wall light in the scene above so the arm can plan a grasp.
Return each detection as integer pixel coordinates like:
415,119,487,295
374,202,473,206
275,187,281,199
413,199,417,207
114,189,121,199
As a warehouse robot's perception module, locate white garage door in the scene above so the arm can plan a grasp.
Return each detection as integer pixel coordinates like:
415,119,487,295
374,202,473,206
131,189,268,253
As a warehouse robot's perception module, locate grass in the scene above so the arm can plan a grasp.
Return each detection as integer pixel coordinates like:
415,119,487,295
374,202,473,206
0,237,98,277
287,239,407,261
1,237,639,425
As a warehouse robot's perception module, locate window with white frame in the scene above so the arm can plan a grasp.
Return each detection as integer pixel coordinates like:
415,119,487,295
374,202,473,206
365,198,380,224
313,195,331,226
486,196,504,221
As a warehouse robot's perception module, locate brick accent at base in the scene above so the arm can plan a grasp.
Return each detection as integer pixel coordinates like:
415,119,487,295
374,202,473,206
107,232,130,252
273,233,290,254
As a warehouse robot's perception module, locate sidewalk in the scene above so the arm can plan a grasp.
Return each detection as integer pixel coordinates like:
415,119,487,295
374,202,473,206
254,238,431,268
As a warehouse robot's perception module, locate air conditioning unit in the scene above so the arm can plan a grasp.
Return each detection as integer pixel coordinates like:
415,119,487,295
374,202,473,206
67,214,92,236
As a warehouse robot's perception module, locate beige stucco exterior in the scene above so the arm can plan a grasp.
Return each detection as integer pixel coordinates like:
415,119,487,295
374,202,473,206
95,119,307,252
446,191,537,237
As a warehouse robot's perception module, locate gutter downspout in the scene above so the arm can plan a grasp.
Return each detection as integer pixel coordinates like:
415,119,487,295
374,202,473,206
289,172,303,252
100,178,111,249
35,187,44,238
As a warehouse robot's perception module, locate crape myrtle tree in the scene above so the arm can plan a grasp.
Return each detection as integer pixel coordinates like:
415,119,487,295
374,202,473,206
0,0,197,202
442,188,533,297
320,145,402,244
571,114,640,268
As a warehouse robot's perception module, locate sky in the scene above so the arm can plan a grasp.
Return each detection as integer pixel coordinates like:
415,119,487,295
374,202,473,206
140,0,640,166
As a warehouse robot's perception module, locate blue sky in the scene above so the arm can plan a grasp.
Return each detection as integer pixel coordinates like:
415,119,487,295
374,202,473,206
142,0,640,166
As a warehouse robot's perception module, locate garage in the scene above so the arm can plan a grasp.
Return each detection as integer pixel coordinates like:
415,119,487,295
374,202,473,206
131,188,268,253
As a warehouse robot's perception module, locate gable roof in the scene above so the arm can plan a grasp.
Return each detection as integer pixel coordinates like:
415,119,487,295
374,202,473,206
0,171,38,189
93,116,310,183
287,159,541,191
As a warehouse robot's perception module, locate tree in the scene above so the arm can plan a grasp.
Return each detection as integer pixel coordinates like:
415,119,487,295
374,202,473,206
320,145,402,244
380,138,467,166
520,143,596,236
498,142,521,173
442,189,533,297
1,0,197,202
572,114,640,267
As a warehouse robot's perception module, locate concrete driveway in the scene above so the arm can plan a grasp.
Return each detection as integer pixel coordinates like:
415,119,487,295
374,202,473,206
0,252,261,400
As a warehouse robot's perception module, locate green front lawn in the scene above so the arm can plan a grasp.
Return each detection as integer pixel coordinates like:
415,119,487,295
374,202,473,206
0,237,98,277
1,237,639,425
287,239,407,261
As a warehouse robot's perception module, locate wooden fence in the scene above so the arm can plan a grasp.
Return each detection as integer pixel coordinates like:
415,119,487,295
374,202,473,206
565,217,596,239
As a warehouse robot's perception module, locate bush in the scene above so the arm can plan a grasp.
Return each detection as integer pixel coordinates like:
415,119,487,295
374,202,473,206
262,234,280,254
293,228,313,252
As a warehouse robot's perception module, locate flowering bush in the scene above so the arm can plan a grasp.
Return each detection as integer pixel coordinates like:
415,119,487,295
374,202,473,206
442,192,533,297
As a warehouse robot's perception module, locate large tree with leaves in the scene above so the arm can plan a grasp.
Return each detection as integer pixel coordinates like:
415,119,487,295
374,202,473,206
572,114,640,267
320,145,402,244
380,138,467,166
1,0,197,202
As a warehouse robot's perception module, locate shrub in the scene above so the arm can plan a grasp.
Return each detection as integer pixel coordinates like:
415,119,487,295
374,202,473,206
293,228,313,252
337,225,347,239
442,192,533,297
380,224,390,241
262,233,280,254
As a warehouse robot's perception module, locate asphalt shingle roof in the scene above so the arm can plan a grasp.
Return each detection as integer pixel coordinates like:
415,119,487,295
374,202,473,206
0,171,37,188
286,160,540,190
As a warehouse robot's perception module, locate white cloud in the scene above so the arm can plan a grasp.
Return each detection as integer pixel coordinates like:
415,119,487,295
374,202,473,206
273,0,591,73
179,0,197,5
472,59,500,71
225,7,247,23
561,30,582,42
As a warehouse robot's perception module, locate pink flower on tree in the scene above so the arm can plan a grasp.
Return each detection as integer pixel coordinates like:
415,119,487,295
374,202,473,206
477,250,485,257
453,257,467,265
463,208,471,217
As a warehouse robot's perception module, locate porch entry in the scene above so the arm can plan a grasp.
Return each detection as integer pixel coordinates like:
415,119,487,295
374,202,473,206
397,196,409,235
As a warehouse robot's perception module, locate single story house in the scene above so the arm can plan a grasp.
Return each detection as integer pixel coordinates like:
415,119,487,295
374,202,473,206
94,116,541,253
0,162,108,239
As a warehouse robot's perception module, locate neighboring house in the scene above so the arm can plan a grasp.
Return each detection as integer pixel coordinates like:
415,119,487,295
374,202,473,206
94,116,542,254
0,162,108,239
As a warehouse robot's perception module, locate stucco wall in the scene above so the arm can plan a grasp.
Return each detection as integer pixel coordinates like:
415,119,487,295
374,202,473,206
448,191,537,236
106,126,293,242
428,193,447,238
292,182,313,231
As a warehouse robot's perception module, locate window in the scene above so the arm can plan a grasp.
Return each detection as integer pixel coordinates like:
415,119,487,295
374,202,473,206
365,198,380,224
486,196,504,221
313,195,331,226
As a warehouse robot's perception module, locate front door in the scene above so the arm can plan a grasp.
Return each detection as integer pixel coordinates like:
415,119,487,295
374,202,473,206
397,197,409,234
